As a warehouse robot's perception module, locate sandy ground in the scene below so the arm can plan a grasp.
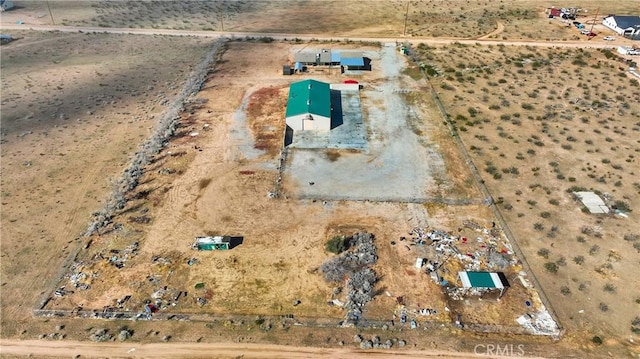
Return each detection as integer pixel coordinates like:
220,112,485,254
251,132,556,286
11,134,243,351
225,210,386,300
0,30,212,333
413,42,640,347
1,3,639,358
0,339,550,359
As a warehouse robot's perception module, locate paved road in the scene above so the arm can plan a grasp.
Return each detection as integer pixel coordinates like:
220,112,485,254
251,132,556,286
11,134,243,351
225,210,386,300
0,23,620,49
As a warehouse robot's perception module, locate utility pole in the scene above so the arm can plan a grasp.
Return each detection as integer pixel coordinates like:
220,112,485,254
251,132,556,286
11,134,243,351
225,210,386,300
589,8,598,34
45,0,55,25
220,0,224,31
403,1,410,36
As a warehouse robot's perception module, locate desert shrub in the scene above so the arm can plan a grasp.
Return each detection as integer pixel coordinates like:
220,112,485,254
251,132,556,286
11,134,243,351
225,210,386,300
533,222,544,231
544,262,558,273
568,186,588,193
632,317,640,334
592,335,603,345
540,211,551,219
549,199,559,205
326,236,349,254
603,283,616,293
599,303,609,312
537,248,550,258
612,200,631,212
589,244,600,255
573,255,584,265
624,234,640,242
560,286,571,296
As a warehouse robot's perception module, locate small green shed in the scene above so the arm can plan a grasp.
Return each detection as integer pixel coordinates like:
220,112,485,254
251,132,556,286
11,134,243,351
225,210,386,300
194,236,231,251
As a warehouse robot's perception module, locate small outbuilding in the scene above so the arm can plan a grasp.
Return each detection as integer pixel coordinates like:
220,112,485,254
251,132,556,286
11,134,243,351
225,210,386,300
0,0,14,12
285,79,331,131
294,49,332,66
339,51,365,70
193,236,232,250
458,271,510,297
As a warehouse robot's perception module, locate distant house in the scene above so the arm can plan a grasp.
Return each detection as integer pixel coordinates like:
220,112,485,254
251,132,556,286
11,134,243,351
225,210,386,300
603,15,640,39
285,79,331,131
0,0,14,11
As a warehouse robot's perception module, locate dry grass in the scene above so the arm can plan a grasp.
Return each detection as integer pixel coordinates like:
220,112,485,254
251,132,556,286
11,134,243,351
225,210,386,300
0,30,212,336
17,0,633,40
413,42,640,340
246,85,287,157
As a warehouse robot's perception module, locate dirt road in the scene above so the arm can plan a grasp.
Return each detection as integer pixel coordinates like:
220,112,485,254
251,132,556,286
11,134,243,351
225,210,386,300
0,23,619,49
0,339,548,359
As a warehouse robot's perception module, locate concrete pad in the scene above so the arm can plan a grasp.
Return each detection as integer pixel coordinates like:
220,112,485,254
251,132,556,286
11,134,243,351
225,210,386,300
574,191,610,213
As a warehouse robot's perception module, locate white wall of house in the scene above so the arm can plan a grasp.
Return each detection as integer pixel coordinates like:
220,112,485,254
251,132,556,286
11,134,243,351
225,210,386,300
286,113,331,131
603,17,623,35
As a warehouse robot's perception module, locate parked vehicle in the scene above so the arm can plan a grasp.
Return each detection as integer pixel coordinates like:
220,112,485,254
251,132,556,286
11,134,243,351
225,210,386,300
603,36,616,41
580,30,590,35
586,32,597,37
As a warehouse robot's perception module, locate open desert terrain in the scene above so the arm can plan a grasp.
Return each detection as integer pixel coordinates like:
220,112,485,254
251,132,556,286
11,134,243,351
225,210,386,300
2,1,640,358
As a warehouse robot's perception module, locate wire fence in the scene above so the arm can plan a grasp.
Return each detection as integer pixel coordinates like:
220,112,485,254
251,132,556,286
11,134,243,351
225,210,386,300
422,71,563,339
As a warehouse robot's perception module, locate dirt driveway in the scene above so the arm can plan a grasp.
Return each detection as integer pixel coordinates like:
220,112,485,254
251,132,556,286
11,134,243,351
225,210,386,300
0,339,547,359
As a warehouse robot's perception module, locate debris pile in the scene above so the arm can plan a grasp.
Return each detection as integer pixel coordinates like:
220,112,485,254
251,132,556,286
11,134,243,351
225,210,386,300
516,309,560,336
108,241,139,269
353,334,399,349
89,328,113,342
320,232,378,322
67,262,95,291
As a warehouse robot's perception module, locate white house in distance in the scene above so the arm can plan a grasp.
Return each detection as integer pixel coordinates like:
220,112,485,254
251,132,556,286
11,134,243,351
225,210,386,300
602,15,640,39
285,79,331,131
0,0,14,11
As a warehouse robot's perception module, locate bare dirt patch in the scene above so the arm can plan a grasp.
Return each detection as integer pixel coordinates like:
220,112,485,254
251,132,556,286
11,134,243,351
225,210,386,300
0,30,213,335
412,41,640,346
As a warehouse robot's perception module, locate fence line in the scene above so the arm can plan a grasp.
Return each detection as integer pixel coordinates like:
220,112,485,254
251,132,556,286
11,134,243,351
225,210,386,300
33,307,542,336
295,194,489,205
422,71,563,339
34,39,227,313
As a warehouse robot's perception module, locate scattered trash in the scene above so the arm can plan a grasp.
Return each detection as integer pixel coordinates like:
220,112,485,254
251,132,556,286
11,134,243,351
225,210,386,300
187,258,199,266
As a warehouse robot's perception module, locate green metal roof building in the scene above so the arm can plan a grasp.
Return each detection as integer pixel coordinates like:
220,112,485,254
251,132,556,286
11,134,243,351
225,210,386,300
458,271,510,297
285,79,331,131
